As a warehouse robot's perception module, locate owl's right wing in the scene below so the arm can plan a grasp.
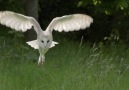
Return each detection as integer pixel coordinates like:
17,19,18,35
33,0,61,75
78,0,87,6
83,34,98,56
0,11,42,34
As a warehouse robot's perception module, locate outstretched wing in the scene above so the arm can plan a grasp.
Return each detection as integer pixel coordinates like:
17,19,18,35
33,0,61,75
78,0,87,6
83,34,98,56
46,14,93,32
0,11,42,34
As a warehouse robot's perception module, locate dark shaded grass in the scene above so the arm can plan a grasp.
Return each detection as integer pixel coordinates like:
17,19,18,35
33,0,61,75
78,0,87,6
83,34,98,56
0,36,129,90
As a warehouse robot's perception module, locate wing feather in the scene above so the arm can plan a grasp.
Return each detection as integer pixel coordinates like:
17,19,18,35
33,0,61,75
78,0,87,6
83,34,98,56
50,41,58,48
26,40,38,49
0,11,42,34
46,14,93,32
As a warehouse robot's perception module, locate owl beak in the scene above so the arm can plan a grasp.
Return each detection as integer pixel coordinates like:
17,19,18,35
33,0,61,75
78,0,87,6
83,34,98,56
44,45,47,48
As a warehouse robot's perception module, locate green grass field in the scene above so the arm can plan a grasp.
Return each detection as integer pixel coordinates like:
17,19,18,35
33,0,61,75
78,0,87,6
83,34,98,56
0,36,129,90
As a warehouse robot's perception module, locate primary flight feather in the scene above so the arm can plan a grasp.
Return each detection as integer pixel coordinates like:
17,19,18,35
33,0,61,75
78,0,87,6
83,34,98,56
0,11,93,65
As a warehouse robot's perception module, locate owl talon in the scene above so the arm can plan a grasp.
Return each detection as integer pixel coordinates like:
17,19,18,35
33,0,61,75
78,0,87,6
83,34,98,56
38,55,45,66
41,59,45,65
38,59,45,66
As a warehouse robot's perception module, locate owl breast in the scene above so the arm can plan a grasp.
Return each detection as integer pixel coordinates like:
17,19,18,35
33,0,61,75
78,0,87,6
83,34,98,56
39,47,49,55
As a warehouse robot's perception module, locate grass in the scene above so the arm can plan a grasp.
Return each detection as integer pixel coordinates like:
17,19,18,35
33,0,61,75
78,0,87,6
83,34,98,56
0,35,129,90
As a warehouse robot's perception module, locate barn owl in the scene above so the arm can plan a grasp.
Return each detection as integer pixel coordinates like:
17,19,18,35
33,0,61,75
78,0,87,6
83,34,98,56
0,11,93,65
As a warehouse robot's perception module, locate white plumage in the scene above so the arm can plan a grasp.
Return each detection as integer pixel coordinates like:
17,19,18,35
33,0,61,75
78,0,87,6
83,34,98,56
0,11,33,32
0,11,93,65
52,14,92,32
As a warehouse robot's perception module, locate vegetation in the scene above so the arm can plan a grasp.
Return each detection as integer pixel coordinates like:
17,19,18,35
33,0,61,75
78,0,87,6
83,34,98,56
0,33,129,90
0,0,129,90
39,0,129,42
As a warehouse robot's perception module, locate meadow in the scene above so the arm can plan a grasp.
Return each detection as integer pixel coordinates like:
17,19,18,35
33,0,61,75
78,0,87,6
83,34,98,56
0,35,129,90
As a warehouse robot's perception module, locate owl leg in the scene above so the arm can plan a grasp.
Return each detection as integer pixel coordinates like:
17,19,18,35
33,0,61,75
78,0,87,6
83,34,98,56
38,55,45,66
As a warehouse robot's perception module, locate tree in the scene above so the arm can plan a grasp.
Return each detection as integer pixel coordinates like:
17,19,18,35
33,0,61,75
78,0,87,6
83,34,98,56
24,0,39,41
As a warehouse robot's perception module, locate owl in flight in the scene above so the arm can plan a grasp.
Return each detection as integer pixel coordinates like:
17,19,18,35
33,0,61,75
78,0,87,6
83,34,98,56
0,11,93,65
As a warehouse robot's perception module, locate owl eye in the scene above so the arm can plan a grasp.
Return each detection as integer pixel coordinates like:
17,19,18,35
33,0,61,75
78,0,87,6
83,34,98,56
47,40,49,43
41,40,44,43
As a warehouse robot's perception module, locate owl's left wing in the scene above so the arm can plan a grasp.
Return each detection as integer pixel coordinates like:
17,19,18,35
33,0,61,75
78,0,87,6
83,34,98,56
46,14,93,32
26,40,39,49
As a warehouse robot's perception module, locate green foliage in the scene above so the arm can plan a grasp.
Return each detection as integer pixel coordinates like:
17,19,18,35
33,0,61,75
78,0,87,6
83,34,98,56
77,0,129,43
0,37,129,90
0,31,38,62
78,0,129,13
104,29,120,45
8,30,24,40
0,0,24,13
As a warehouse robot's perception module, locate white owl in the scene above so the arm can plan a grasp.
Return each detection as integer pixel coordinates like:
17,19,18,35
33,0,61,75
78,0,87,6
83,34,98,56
0,11,93,65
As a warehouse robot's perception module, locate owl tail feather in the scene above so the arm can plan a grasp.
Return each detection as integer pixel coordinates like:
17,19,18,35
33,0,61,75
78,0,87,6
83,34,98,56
26,40,58,49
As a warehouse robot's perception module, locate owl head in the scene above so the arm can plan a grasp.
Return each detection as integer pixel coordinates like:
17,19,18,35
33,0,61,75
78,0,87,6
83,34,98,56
37,32,52,48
